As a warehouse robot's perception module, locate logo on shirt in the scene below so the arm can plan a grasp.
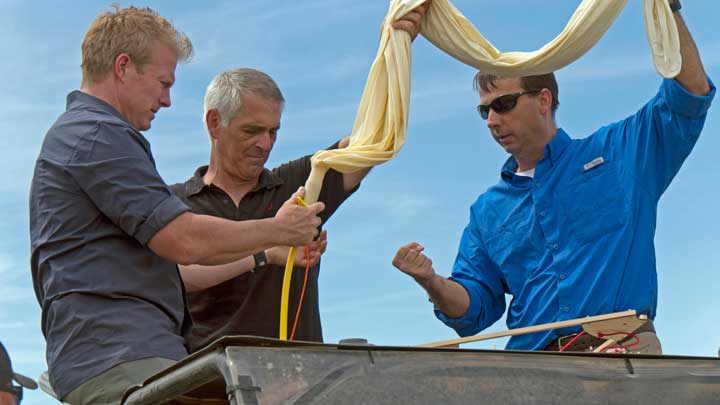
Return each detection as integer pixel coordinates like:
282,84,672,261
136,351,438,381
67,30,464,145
583,156,605,171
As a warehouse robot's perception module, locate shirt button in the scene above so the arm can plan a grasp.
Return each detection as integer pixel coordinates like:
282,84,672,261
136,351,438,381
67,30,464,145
535,182,542,188
559,274,566,280
540,210,547,217
552,243,559,250
562,306,570,312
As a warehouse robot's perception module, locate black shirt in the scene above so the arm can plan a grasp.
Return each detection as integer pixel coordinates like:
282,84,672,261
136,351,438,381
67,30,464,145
29,91,191,398
171,156,356,351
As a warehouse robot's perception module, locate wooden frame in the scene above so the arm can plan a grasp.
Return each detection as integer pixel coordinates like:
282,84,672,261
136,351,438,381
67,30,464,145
418,310,647,348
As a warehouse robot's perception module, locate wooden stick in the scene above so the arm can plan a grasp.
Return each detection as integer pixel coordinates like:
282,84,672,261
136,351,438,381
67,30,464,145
418,310,638,348
592,338,616,353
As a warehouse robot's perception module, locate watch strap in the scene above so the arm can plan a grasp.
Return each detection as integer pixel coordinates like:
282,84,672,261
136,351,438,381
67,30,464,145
253,251,268,272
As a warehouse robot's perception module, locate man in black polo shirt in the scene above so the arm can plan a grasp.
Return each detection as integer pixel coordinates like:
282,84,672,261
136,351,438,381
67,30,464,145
171,68,364,348
171,6,428,349
30,6,323,404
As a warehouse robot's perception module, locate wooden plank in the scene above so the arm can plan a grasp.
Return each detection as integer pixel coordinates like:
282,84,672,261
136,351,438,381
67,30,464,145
417,310,638,348
582,314,647,338
592,338,616,353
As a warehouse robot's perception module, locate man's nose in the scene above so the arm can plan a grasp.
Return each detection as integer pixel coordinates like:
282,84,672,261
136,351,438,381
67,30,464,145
160,88,171,108
258,131,275,150
486,108,500,127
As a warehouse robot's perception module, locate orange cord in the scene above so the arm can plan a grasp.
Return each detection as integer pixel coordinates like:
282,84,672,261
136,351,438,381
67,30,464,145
289,245,311,340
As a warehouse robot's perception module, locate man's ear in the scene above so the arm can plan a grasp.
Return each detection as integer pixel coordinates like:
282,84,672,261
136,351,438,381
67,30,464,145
539,88,553,115
113,53,132,82
206,109,222,139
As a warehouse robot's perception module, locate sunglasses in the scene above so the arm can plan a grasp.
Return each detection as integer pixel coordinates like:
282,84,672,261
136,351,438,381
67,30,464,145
476,89,542,120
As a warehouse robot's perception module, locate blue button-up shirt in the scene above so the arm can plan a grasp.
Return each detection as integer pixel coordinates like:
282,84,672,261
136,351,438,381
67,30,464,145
437,78,715,350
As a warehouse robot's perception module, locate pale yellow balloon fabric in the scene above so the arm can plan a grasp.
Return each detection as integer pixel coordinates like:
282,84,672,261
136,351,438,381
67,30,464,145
302,0,680,204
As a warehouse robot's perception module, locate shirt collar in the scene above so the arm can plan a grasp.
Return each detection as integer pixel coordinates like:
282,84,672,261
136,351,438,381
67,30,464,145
183,165,285,197
66,90,134,128
501,128,571,182
544,128,571,165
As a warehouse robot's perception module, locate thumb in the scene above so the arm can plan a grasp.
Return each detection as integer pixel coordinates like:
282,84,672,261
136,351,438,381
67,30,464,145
281,187,305,208
292,186,306,200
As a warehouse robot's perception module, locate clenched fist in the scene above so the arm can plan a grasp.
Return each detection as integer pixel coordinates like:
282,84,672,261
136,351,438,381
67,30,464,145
392,242,435,285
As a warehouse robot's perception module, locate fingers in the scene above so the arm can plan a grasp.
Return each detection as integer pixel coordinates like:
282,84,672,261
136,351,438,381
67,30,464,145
280,187,305,210
307,201,325,215
314,230,328,255
338,135,351,149
392,242,428,271
307,230,327,253
308,248,322,267
400,241,423,251
391,0,430,39
275,200,321,246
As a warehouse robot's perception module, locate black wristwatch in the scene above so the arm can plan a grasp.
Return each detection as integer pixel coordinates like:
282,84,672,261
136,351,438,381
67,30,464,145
668,0,681,12
253,251,268,272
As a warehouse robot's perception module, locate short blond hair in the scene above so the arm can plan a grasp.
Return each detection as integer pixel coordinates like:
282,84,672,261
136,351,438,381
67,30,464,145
81,5,193,85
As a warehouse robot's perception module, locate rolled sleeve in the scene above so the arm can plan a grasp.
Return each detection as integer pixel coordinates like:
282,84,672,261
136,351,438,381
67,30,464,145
134,194,190,245
434,277,485,336
64,122,189,244
661,76,716,118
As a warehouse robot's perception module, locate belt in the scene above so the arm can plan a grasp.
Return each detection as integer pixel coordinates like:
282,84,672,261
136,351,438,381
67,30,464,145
543,319,656,352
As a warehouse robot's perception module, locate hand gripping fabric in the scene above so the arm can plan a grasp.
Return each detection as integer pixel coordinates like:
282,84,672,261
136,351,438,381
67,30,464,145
301,0,681,204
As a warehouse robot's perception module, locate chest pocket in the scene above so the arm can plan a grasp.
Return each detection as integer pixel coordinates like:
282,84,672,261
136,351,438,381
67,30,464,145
560,160,628,244
483,205,543,294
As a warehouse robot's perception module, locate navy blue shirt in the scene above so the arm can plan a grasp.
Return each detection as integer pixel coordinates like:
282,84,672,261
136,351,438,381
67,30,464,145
437,78,716,350
30,91,191,398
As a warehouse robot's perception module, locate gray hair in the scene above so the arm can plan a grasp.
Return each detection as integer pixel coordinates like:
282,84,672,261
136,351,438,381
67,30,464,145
203,68,285,131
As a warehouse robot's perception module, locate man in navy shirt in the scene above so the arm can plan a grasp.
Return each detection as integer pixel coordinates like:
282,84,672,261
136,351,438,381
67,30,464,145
30,6,323,404
392,3,714,352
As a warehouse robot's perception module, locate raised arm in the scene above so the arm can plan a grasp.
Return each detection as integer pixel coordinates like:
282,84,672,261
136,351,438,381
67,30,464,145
672,9,711,95
340,3,430,191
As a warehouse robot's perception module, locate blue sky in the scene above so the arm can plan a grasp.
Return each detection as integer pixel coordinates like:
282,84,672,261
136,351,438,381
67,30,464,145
1,1,718,403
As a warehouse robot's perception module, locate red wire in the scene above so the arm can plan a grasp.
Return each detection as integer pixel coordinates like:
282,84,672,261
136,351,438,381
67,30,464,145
289,245,311,340
558,331,586,352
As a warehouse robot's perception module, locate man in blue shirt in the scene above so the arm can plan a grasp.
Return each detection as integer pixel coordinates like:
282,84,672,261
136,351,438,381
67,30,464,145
392,5,714,352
